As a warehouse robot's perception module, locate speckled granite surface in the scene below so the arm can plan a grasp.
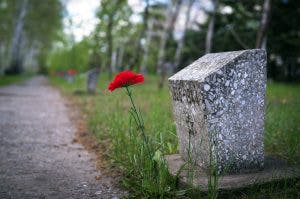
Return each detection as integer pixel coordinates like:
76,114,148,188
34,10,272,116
169,49,267,173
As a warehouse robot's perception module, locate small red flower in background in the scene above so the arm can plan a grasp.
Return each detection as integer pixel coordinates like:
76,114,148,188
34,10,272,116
67,69,77,76
108,70,144,91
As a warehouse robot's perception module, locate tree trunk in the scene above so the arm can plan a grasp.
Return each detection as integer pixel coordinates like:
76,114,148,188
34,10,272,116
174,0,194,71
7,0,28,74
0,43,6,75
140,19,153,74
117,47,124,70
256,0,271,49
107,13,114,78
158,0,183,89
111,50,117,73
130,0,149,71
205,0,218,54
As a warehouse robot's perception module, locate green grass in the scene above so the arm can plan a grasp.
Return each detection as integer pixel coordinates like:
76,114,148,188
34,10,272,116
50,74,300,198
0,75,29,86
265,83,300,164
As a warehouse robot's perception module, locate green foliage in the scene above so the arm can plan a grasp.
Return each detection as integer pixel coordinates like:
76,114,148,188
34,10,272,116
177,0,262,73
0,0,64,73
0,0,17,73
268,0,300,81
213,1,261,51
2,0,300,80
0,74,29,86
92,0,134,70
48,38,91,73
173,0,300,81
0,0,15,44
196,0,300,81
180,29,206,70
25,0,63,48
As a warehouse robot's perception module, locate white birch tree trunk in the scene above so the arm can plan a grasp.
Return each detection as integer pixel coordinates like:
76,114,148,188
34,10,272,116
131,0,149,71
174,0,194,71
111,50,117,73
156,2,173,74
157,0,183,88
117,47,124,69
205,0,218,54
140,19,153,74
8,0,28,74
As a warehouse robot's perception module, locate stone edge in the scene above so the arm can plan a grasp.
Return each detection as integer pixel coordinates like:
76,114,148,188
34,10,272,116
168,49,265,82
165,154,300,191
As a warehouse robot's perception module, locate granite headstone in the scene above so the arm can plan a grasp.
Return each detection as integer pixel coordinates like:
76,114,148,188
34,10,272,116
168,49,267,173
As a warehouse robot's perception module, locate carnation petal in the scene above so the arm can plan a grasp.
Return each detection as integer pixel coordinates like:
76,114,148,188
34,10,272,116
107,70,144,91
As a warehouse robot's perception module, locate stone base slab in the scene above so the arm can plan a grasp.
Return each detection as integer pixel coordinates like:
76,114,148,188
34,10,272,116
165,154,300,191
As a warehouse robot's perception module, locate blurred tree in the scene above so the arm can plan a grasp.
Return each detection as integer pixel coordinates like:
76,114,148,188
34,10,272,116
174,0,195,71
256,0,271,49
26,0,63,74
0,0,63,75
140,3,166,74
6,0,28,74
48,37,91,73
95,0,131,78
157,0,183,88
205,0,218,54
213,1,260,51
130,0,150,71
43,0,299,82
0,0,17,74
186,0,299,81
180,29,206,70
268,0,300,81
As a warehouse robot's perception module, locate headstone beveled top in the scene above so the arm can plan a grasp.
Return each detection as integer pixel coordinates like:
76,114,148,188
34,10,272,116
168,49,267,173
169,50,244,82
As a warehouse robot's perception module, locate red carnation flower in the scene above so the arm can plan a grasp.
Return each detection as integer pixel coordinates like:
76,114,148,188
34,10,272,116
108,70,144,91
67,69,77,76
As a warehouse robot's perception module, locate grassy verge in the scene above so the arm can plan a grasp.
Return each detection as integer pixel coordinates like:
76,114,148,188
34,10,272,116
50,74,300,198
0,75,29,87
265,83,300,164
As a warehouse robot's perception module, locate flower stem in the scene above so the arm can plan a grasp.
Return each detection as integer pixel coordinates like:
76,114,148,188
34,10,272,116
125,86,150,155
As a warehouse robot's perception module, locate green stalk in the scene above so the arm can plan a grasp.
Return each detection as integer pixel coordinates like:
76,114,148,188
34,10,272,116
125,86,151,157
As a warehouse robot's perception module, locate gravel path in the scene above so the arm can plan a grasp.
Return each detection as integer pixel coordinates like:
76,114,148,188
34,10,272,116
0,76,124,199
